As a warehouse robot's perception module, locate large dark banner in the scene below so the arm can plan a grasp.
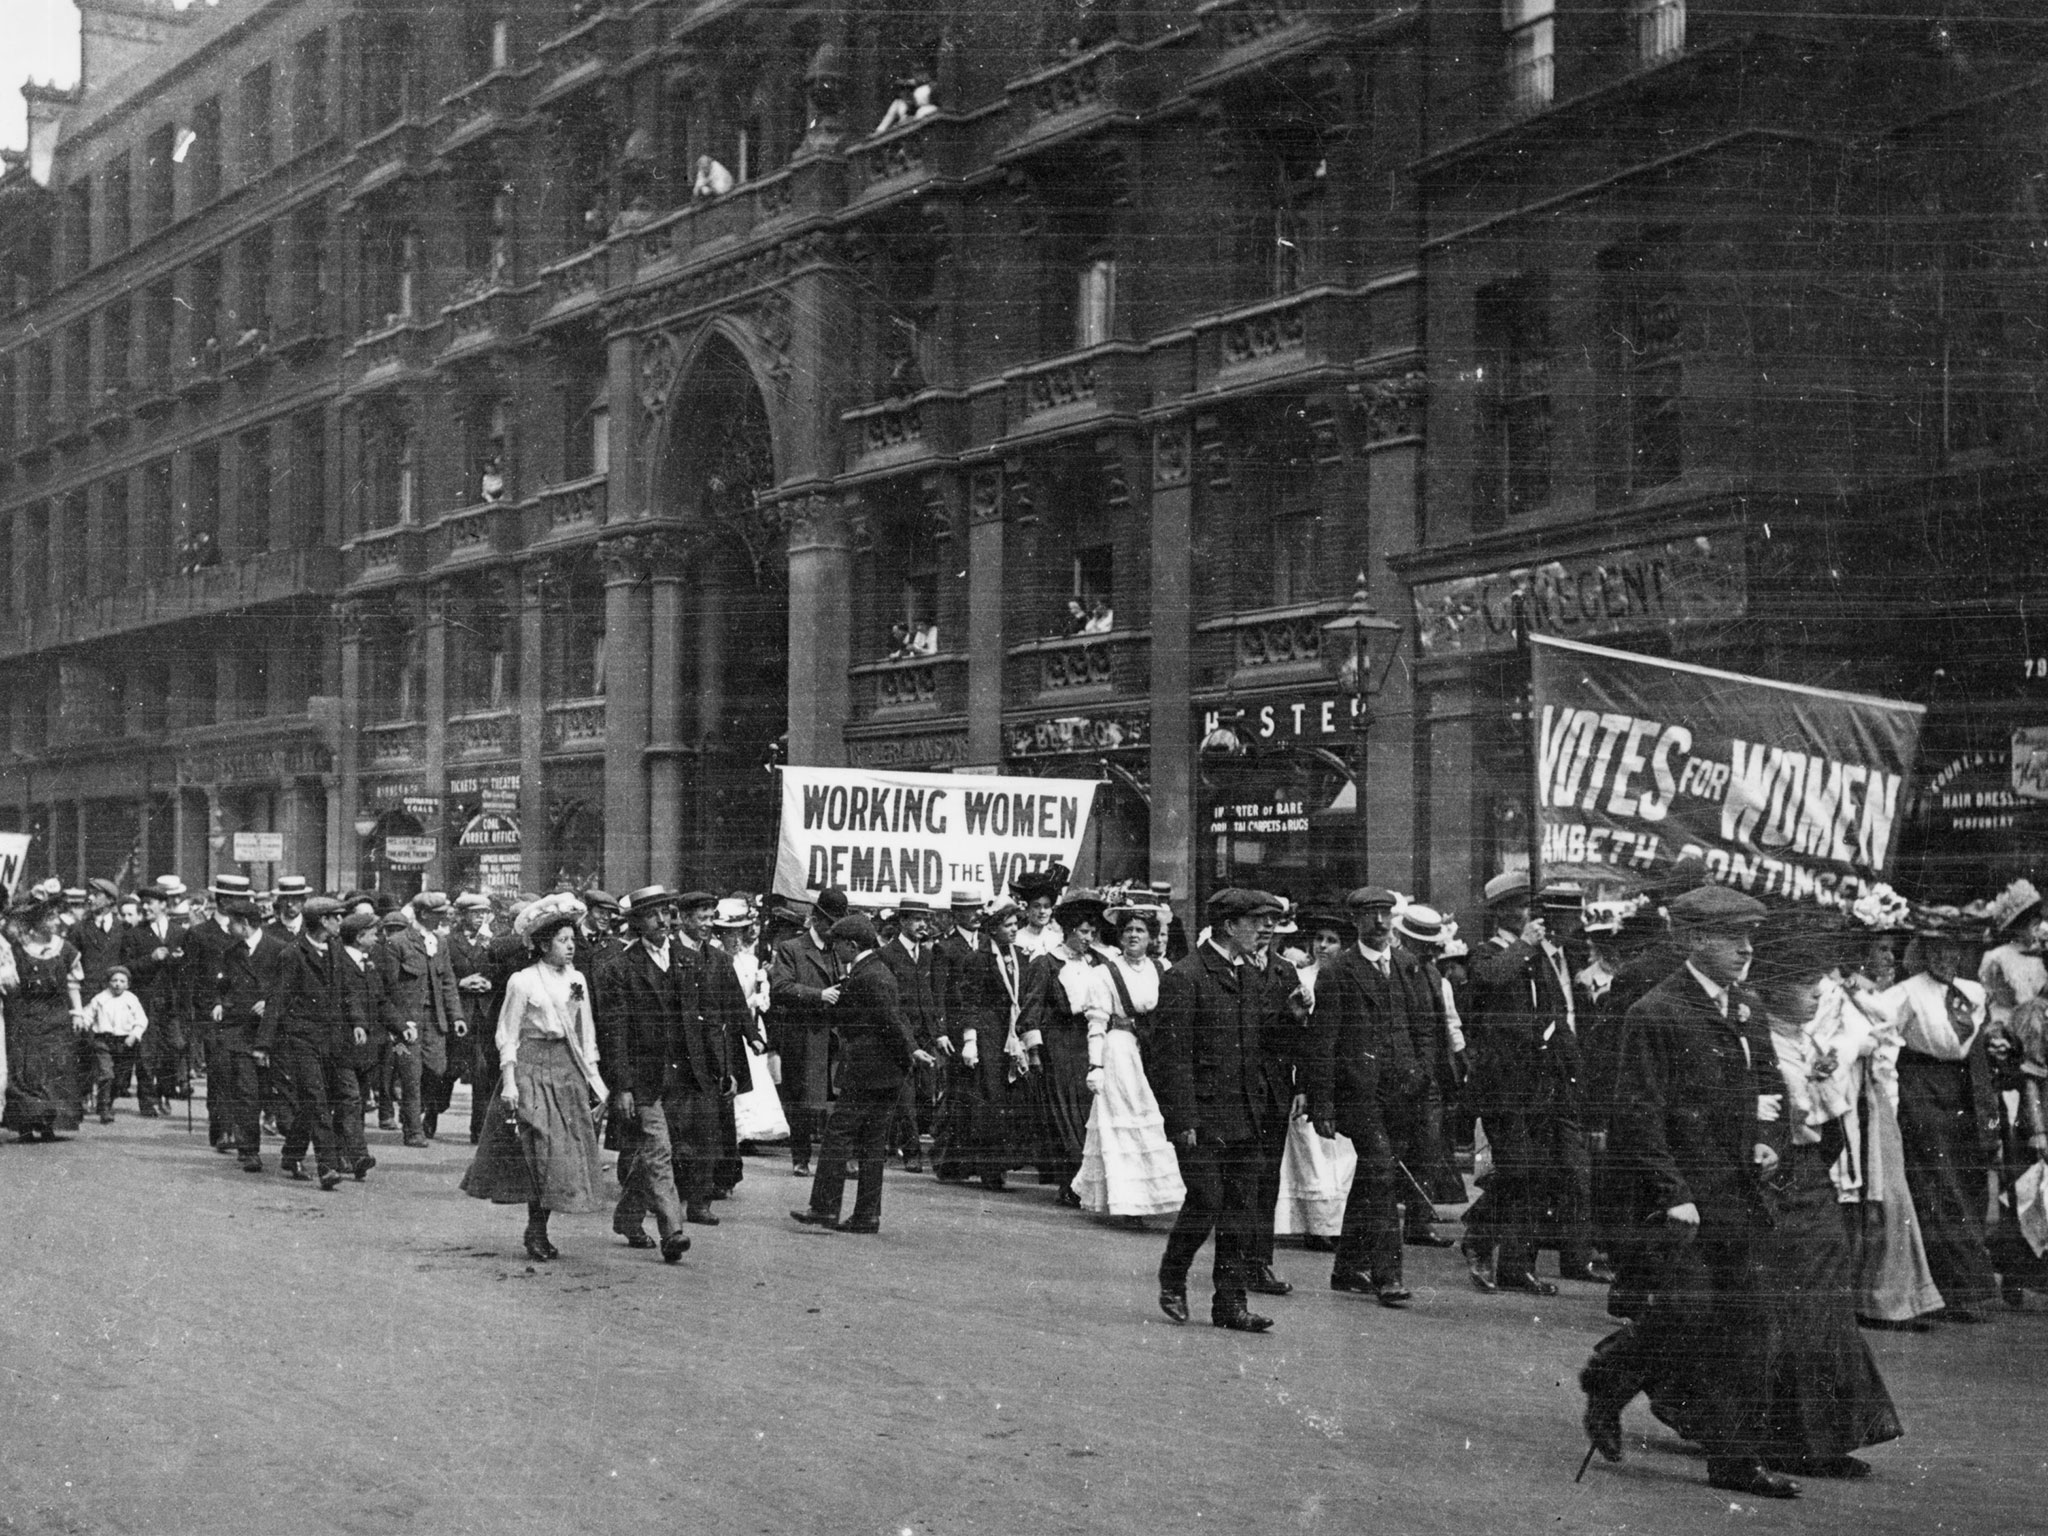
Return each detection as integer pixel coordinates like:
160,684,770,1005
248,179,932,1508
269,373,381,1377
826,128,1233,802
1530,635,1925,906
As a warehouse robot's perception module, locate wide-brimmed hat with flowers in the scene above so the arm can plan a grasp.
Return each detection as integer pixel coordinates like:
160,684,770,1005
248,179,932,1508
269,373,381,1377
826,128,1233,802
514,891,587,942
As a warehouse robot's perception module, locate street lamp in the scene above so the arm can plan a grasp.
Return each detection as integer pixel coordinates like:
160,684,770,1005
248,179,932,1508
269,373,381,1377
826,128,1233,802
1322,571,1404,884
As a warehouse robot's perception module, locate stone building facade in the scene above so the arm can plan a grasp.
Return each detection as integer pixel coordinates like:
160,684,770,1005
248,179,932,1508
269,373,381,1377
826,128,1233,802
3,0,2045,914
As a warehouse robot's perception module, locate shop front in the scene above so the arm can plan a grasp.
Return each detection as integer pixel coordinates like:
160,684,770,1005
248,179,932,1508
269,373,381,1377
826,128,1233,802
355,778,437,899
1194,688,1364,909
1004,710,1152,890
446,771,524,898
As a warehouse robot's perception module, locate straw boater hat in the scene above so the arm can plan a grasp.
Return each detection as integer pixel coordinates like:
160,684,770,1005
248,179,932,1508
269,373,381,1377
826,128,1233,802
1392,902,1449,948
712,895,755,928
514,891,586,943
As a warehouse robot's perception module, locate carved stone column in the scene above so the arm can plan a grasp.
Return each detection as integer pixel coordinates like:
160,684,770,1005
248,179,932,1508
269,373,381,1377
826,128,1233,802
421,582,450,889
1147,420,1194,905
335,599,373,892
645,533,695,888
599,535,652,888
964,464,1009,767
516,561,549,892
783,495,851,768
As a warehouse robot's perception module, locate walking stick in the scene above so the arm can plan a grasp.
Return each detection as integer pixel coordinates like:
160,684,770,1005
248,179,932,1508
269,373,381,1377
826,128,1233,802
1574,1442,1597,1483
1395,1157,1436,1211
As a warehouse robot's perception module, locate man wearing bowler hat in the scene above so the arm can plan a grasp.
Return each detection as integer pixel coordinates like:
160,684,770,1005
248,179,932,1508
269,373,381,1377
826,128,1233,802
878,897,939,1173
211,892,295,1172
181,875,253,1149
1153,888,1286,1332
1314,886,1417,1307
1580,883,1798,1498
767,887,850,1177
790,915,934,1233
117,881,183,1118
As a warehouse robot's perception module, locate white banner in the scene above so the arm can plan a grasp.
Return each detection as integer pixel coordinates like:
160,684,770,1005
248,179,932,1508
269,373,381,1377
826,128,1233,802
773,766,1096,908
0,832,29,904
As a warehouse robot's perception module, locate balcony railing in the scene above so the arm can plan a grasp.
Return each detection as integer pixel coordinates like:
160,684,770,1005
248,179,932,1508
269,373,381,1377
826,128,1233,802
362,720,425,769
844,113,968,207
343,319,439,394
448,708,518,760
533,5,629,109
1005,41,1146,160
1192,285,1370,393
441,500,519,562
841,390,967,473
848,653,966,719
0,546,342,660
435,69,528,159
439,285,527,361
536,245,606,319
1000,344,1146,437
1196,598,1354,687
544,698,606,753
347,118,432,203
1006,629,1149,703
531,474,608,539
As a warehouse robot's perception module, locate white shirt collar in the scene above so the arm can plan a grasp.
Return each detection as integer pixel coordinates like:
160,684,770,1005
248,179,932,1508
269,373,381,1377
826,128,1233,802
1685,963,1730,1014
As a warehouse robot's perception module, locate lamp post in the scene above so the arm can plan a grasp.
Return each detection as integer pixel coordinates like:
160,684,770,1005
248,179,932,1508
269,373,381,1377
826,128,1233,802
1322,571,1403,887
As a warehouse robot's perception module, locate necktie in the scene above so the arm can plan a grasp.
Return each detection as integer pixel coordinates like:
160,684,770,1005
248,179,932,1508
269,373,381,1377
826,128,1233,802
1945,981,1974,1046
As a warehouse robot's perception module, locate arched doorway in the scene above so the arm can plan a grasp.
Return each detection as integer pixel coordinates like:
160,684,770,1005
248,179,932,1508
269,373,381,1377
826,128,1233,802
658,333,789,893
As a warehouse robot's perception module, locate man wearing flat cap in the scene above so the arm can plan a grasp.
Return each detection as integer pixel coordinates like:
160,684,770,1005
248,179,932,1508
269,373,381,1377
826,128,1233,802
448,893,503,1145
112,882,179,1118
1152,888,1286,1332
385,892,470,1146
1581,883,1802,1499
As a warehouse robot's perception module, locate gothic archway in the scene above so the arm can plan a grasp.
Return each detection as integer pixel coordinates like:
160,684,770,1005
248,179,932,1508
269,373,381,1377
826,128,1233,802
657,332,789,892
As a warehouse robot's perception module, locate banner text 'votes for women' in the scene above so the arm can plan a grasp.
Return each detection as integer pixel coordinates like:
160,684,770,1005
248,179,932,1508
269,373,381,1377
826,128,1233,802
773,767,1096,908
1529,635,1924,906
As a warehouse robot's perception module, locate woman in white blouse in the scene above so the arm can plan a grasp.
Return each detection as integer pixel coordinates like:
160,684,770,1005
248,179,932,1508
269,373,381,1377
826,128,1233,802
1071,901,1186,1222
461,893,608,1261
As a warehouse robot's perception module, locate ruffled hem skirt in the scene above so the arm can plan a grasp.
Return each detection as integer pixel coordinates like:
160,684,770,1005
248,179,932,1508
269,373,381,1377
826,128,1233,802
1072,1032,1185,1216
1276,1118,1357,1237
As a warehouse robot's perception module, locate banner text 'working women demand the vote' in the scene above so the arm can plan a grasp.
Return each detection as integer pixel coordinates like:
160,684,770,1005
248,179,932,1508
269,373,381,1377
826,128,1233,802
773,767,1096,908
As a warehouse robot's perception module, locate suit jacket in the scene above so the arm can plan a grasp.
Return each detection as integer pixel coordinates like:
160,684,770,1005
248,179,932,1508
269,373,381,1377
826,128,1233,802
766,927,839,1052
689,938,757,1094
834,950,920,1094
383,926,467,1076
120,917,186,1028
1151,941,1272,1146
1467,933,1582,1116
597,940,727,1101
1610,966,1779,1230
447,928,498,1031
929,928,987,1047
75,915,126,993
878,935,938,1051
180,916,237,1035
215,931,294,1054
260,933,351,1053
337,942,397,1069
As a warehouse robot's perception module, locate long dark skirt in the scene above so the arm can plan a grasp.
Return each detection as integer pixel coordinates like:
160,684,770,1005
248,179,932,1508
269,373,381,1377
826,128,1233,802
1025,1020,1092,1174
1757,1141,1904,1460
460,1036,605,1213
4,997,85,1135
1896,1059,1999,1310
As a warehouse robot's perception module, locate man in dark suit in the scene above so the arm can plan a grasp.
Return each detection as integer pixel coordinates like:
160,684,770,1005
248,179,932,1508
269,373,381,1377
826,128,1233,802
180,876,249,1150
601,886,728,1255
116,881,181,1117
766,888,848,1177
334,910,391,1179
1152,887,1285,1333
383,892,469,1145
957,898,1026,1190
261,898,369,1188
673,890,753,1205
1314,886,1417,1307
1242,897,1312,1299
1461,871,1581,1294
1579,885,1796,1499
448,892,502,1145
211,896,295,1171
927,891,988,1180
790,915,932,1234
878,898,939,1172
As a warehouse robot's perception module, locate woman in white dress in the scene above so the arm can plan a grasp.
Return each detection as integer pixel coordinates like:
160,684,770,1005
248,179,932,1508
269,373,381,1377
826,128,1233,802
1275,909,1355,1250
721,906,790,1146
1071,901,1185,1222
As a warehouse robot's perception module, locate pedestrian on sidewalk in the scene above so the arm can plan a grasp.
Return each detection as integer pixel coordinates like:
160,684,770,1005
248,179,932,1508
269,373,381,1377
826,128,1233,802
462,893,609,1263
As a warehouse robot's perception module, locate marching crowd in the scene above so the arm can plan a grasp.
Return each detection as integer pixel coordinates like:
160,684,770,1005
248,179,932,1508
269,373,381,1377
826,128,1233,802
5,856,2047,1500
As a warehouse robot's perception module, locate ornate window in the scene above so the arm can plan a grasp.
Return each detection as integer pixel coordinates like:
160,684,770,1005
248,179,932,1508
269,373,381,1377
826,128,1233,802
1503,0,1555,116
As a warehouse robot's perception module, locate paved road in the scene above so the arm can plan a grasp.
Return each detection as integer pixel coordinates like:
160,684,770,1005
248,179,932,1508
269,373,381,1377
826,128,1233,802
4,1096,2045,1536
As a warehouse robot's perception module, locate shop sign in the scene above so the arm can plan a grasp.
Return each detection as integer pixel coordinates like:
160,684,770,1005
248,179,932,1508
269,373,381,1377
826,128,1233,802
457,812,521,850
367,780,431,810
845,733,968,770
1927,751,2026,832
231,831,284,864
1007,713,1150,759
1206,793,1313,838
182,741,329,786
1203,694,1364,747
476,852,523,895
450,773,520,815
1412,530,1746,660
385,835,438,867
